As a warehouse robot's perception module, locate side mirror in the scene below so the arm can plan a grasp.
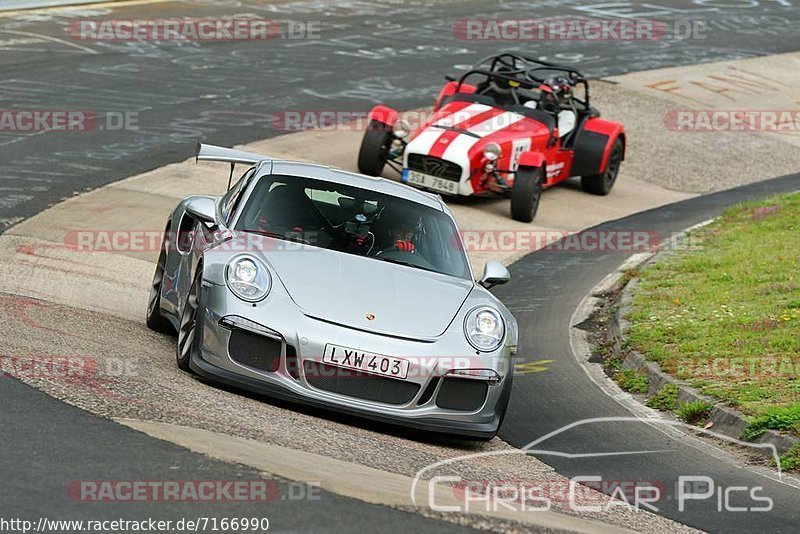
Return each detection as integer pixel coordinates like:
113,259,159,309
185,197,217,224
479,260,510,289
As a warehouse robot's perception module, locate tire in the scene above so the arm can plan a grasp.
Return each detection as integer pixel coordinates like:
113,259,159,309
510,166,544,223
581,138,623,196
357,120,393,176
146,231,174,334
176,267,202,372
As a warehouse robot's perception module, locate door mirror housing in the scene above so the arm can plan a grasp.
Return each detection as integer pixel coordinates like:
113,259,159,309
479,261,510,289
185,197,217,224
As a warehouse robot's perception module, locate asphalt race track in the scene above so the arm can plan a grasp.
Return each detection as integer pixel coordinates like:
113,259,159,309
0,377,474,532
2,0,800,230
2,0,800,532
495,173,800,532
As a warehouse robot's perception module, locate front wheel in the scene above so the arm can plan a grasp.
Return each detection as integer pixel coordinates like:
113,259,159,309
357,120,393,176
581,138,623,195
176,267,202,372
510,167,544,223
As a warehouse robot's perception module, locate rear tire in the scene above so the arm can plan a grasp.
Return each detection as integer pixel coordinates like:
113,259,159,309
581,138,623,195
510,167,544,223
146,231,173,334
176,267,202,373
357,120,393,176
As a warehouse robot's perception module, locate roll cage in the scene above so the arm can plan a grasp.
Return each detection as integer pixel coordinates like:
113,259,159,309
448,52,592,111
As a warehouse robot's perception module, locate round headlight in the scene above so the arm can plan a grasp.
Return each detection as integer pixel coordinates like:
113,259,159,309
464,306,505,352
393,119,411,139
225,255,271,302
483,142,502,161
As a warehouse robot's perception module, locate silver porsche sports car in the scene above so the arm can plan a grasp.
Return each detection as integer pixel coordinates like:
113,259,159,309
146,143,518,439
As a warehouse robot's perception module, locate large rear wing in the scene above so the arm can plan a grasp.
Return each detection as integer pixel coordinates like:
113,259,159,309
195,143,271,189
196,142,269,165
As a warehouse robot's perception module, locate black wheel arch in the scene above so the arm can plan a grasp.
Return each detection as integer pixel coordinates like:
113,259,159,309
616,132,627,161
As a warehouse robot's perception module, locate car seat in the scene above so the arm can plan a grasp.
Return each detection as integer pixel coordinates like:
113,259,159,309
557,109,577,138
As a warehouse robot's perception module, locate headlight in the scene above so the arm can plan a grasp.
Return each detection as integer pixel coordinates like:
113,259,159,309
483,142,502,161
464,306,505,352
393,119,411,139
225,255,271,302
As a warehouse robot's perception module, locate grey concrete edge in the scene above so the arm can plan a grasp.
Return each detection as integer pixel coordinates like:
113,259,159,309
604,219,799,457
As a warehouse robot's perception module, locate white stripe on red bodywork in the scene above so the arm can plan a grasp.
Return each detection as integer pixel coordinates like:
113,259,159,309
406,107,528,195
404,101,555,195
441,112,526,168
404,103,493,160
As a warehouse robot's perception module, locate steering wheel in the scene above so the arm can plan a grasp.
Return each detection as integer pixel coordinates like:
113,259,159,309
479,65,526,105
538,89,559,114
374,245,402,257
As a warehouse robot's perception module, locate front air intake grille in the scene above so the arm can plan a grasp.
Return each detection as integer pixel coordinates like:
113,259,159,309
435,378,488,411
407,154,463,182
303,361,420,405
228,329,282,373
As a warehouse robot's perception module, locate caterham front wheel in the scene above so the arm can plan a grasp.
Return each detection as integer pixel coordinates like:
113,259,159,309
510,166,544,223
357,120,393,176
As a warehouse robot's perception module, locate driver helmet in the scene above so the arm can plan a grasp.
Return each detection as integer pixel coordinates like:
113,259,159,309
545,75,573,103
380,208,422,252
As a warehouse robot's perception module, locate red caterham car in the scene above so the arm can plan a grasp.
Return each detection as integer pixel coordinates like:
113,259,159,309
357,53,626,222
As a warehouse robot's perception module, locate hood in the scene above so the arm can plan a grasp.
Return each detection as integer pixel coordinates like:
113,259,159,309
263,247,473,339
406,100,550,166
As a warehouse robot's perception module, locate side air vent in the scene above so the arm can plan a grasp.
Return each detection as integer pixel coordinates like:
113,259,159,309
228,329,281,373
435,378,488,411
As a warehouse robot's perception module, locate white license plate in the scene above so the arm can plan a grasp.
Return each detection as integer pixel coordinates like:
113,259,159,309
407,170,459,194
322,344,409,379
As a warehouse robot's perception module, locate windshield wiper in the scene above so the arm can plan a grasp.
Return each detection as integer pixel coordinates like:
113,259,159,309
375,255,438,274
243,230,309,244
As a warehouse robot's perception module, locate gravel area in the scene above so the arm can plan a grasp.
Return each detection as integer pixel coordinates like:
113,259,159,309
588,80,799,194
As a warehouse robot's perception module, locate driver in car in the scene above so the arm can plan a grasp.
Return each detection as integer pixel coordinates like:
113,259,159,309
392,219,418,253
539,75,573,114
371,209,422,256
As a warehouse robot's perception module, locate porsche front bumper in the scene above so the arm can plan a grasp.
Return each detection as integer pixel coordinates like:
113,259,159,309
189,282,513,438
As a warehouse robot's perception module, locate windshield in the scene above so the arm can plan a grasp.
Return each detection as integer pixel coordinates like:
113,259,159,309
235,174,472,280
